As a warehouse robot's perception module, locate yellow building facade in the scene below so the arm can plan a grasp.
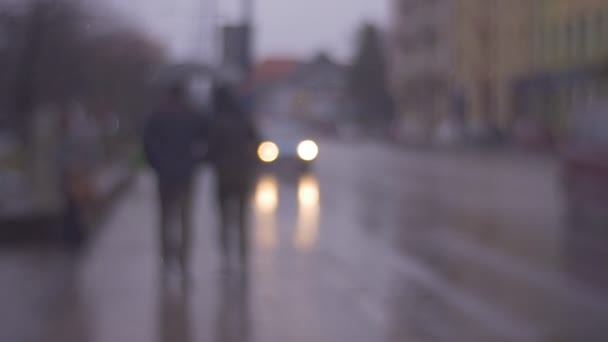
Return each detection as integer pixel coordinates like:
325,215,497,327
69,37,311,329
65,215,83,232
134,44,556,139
388,0,455,142
534,0,608,71
521,0,608,136
389,0,608,142
389,0,535,141
453,0,534,134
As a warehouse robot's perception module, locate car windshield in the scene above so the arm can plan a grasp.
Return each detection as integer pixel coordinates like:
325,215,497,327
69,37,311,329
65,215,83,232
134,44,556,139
259,121,316,142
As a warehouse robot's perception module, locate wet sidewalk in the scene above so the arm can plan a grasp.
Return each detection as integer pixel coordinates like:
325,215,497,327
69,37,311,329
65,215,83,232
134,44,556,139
4,141,608,342
32,172,392,342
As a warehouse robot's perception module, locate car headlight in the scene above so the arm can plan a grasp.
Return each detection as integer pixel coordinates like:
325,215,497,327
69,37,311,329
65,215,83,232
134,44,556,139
297,140,319,161
258,141,279,163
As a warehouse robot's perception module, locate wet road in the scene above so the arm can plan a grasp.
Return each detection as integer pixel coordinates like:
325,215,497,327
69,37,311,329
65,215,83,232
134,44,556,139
3,141,608,342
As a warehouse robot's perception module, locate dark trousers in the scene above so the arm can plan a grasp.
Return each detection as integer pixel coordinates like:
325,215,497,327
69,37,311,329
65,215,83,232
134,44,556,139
217,178,252,265
158,181,193,270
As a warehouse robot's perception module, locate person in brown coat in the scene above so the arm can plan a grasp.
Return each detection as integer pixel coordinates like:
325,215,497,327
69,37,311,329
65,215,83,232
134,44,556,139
208,84,260,269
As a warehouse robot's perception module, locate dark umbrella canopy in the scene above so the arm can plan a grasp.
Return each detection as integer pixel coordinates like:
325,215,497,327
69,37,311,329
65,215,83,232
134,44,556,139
153,63,244,86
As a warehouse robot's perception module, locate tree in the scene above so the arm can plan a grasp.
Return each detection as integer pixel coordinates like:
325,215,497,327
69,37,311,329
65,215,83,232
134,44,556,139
80,30,166,147
0,0,93,143
347,23,394,130
0,0,167,174
0,0,166,142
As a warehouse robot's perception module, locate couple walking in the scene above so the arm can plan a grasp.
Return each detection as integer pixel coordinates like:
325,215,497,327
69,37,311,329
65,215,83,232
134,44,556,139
143,82,260,278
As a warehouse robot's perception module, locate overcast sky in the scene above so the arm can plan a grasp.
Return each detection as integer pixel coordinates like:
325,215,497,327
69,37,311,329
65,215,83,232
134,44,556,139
104,0,388,63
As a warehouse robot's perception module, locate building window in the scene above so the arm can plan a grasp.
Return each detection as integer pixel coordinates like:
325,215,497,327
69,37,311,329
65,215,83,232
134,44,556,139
541,24,554,67
565,21,576,66
575,14,587,64
555,24,567,66
586,12,597,60
602,8,608,55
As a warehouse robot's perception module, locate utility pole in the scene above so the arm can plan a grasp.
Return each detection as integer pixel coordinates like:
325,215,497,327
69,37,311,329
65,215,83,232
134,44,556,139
219,0,254,79
199,0,221,65
243,0,254,26
210,0,220,66
242,0,254,76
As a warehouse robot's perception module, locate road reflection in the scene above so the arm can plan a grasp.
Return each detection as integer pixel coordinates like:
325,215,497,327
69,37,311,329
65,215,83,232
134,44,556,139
40,255,91,342
254,175,278,251
214,274,251,342
295,174,320,252
159,284,192,342
253,173,322,253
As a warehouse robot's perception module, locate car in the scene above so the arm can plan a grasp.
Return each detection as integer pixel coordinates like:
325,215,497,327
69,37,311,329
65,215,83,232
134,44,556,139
513,116,554,149
561,102,608,226
256,122,320,173
560,102,608,292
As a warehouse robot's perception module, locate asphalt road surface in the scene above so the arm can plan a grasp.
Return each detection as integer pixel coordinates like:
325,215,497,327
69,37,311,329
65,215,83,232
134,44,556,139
2,140,607,342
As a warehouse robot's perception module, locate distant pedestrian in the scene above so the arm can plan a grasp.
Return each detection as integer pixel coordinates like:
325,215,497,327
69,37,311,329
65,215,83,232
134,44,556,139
208,84,261,269
143,84,209,276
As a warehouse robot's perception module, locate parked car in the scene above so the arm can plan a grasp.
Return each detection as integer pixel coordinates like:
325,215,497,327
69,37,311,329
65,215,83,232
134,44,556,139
256,121,319,173
561,103,608,226
514,116,554,149
560,103,608,292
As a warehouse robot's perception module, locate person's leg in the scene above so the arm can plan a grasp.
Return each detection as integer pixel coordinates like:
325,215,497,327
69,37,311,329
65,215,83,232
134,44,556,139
178,182,194,274
217,180,234,261
237,189,250,268
219,193,232,260
159,183,176,266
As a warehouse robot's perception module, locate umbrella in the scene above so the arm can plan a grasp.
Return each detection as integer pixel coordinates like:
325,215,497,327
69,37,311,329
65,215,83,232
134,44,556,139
152,62,245,87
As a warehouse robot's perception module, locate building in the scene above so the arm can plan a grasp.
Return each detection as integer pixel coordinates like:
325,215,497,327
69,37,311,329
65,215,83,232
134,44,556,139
516,0,608,139
253,54,347,129
250,58,302,90
250,58,303,120
389,0,539,143
533,0,608,72
453,0,534,138
388,0,455,143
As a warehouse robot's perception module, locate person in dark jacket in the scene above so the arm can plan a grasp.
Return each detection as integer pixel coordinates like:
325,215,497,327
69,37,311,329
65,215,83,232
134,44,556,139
209,84,260,269
144,84,208,275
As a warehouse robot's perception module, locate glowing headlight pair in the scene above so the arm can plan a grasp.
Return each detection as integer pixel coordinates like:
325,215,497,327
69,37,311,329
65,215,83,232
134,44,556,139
257,140,319,163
